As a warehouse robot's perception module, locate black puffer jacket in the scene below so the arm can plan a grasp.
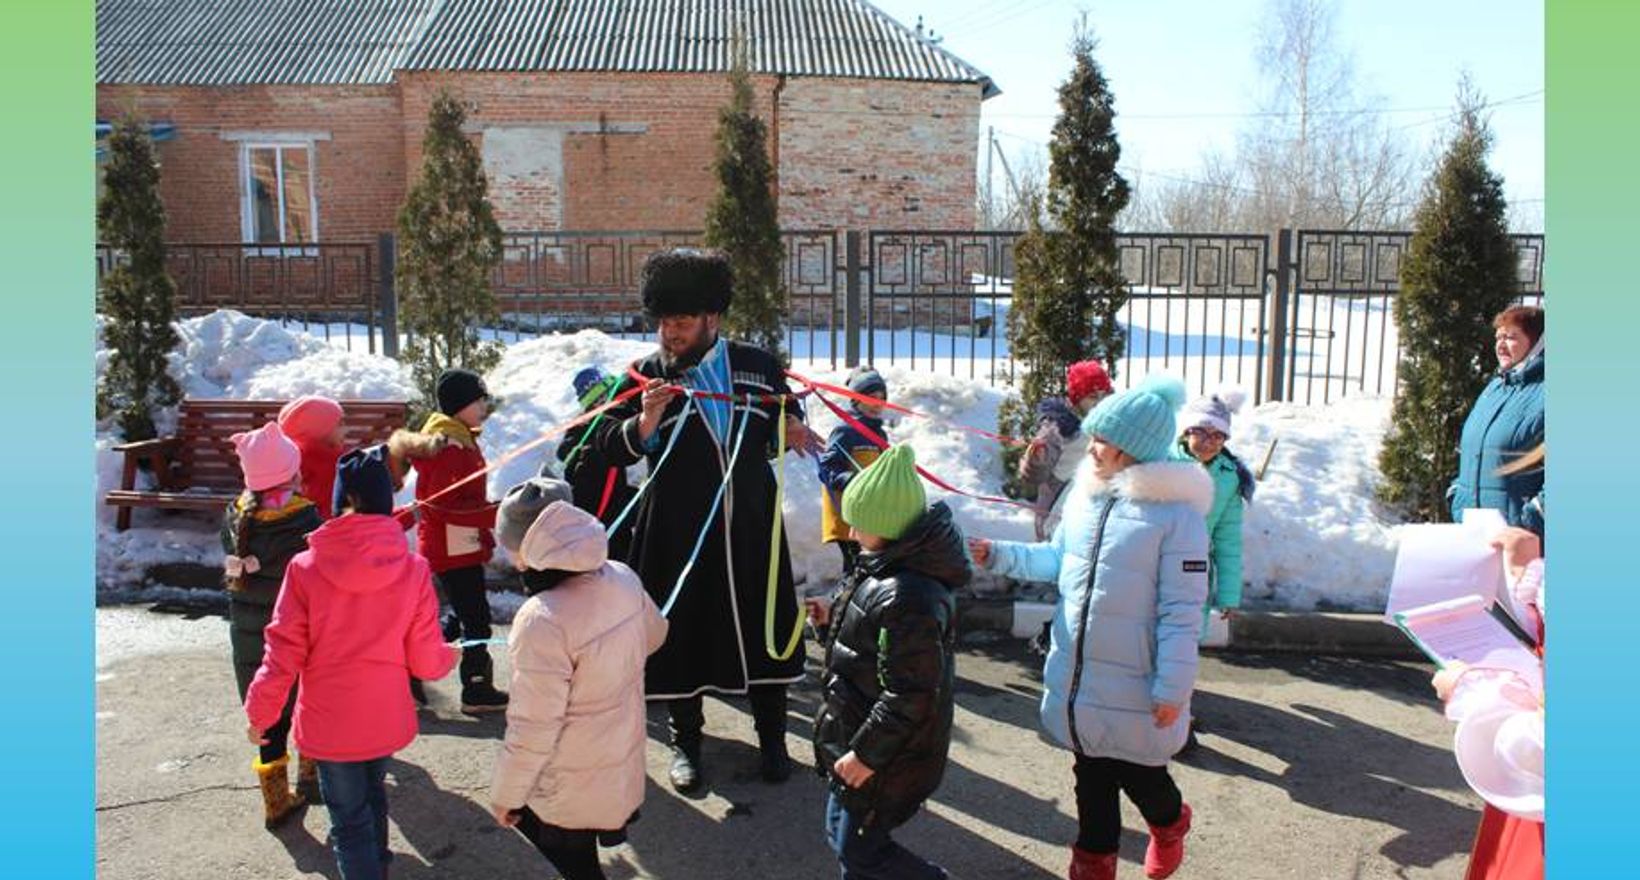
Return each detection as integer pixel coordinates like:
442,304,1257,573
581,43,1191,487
219,494,322,607
812,502,972,829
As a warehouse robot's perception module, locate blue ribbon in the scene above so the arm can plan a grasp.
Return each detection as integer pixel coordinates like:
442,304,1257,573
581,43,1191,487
604,396,696,540
657,405,754,618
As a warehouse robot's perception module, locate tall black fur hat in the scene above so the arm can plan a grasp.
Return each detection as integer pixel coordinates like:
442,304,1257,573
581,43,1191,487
640,248,734,318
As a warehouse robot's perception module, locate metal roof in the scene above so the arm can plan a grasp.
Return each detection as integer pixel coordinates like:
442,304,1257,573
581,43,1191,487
97,0,997,96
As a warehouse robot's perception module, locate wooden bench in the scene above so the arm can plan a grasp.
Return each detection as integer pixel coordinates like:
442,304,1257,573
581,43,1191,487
106,398,410,531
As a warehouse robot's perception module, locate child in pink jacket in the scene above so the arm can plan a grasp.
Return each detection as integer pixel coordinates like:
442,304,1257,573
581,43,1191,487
245,444,458,880
488,477,668,880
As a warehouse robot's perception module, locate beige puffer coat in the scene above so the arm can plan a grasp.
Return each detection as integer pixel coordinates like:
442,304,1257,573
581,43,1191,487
489,503,668,830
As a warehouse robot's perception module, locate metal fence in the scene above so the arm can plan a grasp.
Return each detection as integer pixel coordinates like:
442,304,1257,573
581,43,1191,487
95,240,390,354
98,227,1545,407
1275,230,1547,405
860,230,1272,402
490,229,844,369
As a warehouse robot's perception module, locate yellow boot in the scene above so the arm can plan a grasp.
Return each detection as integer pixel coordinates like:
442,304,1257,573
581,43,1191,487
253,755,306,829
296,755,324,805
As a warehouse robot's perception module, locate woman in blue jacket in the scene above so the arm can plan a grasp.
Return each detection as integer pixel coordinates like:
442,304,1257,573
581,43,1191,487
969,375,1211,880
1450,306,1544,534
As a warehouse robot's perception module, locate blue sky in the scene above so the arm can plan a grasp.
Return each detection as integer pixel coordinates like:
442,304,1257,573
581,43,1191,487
869,0,1544,223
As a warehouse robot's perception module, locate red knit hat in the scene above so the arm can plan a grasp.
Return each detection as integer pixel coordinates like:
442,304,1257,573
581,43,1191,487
277,395,344,443
1066,360,1113,404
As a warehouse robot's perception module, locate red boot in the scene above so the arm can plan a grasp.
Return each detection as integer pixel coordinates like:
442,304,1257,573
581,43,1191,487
1143,803,1192,879
1069,846,1119,880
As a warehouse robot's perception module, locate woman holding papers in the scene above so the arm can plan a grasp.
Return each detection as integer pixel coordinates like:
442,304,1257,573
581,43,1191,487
1433,525,1544,880
1449,306,1544,534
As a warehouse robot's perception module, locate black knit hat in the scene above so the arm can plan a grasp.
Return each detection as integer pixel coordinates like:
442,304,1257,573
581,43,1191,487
640,248,733,318
435,369,489,416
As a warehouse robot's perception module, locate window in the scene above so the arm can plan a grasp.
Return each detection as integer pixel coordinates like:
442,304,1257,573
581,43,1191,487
240,143,317,251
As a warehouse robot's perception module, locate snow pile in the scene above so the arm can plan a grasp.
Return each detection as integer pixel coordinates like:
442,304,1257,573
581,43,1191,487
96,311,415,598
97,312,1409,613
1232,395,1401,611
472,335,1036,588
171,310,416,402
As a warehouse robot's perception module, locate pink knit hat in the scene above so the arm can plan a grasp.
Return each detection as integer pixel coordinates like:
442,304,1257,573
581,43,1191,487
231,422,303,492
277,395,344,443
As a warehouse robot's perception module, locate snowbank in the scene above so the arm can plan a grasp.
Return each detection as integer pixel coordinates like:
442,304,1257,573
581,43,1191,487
96,311,1408,613
1232,395,1401,610
95,311,416,597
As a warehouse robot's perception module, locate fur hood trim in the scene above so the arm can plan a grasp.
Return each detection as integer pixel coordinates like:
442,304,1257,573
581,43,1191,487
387,429,450,461
1077,456,1215,515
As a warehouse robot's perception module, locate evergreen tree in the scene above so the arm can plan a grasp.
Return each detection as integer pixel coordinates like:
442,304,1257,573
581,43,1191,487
97,117,181,441
1377,81,1518,521
397,90,505,409
999,22,1130,468
703,36,787,361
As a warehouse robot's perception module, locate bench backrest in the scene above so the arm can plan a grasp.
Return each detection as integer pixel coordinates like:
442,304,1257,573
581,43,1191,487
175,399,411,493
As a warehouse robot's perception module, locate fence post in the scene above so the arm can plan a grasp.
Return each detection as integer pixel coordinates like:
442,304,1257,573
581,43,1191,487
377,232,399,359
1266,229,1292,402
844,230,862,369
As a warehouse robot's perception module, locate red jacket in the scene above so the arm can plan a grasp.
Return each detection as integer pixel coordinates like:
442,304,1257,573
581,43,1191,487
410,414,497,573
244,513,457,762
294,438,346,520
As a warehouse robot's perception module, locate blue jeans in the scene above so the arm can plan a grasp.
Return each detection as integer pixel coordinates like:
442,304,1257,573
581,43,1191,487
316,758,393,880
823,784,945,880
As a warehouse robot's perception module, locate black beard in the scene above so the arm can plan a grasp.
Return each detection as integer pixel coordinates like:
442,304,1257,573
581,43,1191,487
659,332,716,376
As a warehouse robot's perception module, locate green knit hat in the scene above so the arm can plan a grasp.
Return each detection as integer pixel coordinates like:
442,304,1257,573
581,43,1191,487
841,444,926,541
1080,374,1189,463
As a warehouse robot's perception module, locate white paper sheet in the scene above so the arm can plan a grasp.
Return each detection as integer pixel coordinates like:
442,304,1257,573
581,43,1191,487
1385,524,1507,621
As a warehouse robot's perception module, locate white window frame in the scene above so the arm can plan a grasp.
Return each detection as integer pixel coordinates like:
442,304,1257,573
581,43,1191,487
237,140,320,257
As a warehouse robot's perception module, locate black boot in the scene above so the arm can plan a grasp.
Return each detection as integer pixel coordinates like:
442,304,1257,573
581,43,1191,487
750,685,792,784
668,697,705,793
459,649,508,715
758,731,792,783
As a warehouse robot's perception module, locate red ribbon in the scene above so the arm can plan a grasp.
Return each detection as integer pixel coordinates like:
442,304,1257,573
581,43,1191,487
784,369,1027,448
595,466,620,519
625,363,810,405
804,384,1030,510
406,380,646,513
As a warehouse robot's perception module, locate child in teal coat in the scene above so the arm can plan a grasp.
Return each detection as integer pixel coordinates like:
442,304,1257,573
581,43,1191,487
1171,387,1255,639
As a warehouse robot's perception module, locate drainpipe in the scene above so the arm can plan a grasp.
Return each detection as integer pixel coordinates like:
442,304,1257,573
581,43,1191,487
771,74,786,211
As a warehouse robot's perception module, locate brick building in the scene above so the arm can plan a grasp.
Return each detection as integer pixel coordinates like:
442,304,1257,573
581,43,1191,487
95,0,998,245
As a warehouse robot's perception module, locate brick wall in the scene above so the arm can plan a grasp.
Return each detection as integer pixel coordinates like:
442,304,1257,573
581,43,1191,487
777,79,982,232
398,71,773,231
98,73,983,241
96,85,404,243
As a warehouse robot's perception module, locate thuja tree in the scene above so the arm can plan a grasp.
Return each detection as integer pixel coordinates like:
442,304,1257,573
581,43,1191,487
97,117,181,441
704,37,787,361
1377,81,1518,521
397,90,505,409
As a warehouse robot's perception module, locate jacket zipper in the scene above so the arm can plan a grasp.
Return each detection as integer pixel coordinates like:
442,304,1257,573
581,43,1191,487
1066,495,1118,755
1471,385,1511,509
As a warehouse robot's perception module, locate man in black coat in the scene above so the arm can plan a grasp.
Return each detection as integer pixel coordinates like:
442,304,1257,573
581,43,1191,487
589,248,818,792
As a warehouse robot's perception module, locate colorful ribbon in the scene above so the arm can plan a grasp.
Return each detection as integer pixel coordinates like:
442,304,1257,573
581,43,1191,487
765,396,805,661
804,384,1031,511
785,369,1027,448
657,399,755,617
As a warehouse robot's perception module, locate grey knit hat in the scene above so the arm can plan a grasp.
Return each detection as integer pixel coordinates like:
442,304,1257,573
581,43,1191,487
495,477,575,555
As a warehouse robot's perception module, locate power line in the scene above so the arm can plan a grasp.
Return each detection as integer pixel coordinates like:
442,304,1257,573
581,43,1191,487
983,89,1543,122
942,0,1064,40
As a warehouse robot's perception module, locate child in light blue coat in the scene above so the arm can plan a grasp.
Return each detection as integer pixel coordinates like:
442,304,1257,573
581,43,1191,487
970,375,1211,880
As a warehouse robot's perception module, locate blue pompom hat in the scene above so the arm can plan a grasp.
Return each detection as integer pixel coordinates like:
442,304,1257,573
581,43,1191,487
1080,374,1189,463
